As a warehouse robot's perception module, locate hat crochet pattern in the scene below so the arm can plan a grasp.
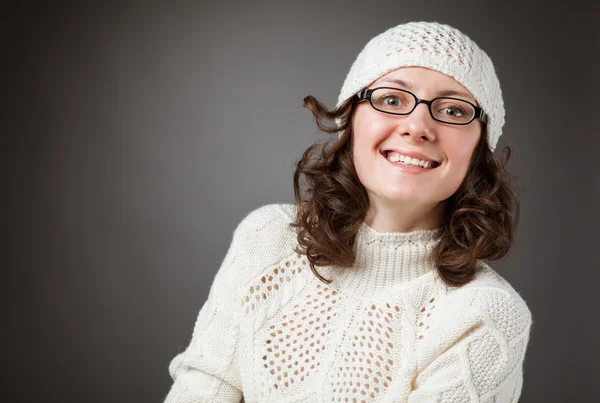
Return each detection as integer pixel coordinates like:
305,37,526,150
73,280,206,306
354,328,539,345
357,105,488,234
337,21,505,152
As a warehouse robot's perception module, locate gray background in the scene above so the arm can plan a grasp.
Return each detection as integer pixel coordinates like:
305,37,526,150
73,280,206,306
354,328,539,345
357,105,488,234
5,1,599,402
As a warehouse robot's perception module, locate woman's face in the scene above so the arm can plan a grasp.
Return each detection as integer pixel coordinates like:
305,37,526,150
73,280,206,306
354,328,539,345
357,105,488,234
351,66,483,210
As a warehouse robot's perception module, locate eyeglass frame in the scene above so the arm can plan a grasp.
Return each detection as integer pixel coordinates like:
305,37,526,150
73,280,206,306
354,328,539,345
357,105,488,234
355,87,487,125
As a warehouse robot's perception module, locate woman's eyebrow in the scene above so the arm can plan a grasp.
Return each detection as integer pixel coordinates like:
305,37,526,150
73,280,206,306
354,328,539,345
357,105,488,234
377,78,475,101
436,88,475,101
378,78,414,90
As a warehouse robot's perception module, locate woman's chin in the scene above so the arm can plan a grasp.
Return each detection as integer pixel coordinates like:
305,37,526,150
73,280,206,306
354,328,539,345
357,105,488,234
382,194,432,205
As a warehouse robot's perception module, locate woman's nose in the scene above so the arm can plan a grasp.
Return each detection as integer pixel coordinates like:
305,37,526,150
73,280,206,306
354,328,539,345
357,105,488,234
397,103,437,142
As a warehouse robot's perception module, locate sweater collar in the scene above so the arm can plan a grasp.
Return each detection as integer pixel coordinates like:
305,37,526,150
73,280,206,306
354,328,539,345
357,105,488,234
328,221,441,299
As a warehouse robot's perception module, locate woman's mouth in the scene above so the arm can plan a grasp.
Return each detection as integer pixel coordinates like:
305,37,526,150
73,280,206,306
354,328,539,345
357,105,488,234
382,150,440,171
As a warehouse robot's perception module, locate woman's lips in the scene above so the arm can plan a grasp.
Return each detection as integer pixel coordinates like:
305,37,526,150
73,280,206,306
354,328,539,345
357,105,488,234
382,152,439,173
382,148,440,165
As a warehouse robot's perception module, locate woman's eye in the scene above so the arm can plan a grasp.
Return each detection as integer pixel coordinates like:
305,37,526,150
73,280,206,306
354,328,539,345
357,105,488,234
442,106,465,116
383,96,401,106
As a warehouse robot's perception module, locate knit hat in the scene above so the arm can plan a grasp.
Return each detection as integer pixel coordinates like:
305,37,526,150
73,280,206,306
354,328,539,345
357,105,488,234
336,21,504,152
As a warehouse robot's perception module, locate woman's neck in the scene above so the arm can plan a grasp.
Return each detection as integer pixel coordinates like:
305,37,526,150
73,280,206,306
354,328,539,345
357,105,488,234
364,198,445,232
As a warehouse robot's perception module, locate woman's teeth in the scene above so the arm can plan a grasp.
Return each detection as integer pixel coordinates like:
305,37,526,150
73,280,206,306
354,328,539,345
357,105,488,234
386,152,436,169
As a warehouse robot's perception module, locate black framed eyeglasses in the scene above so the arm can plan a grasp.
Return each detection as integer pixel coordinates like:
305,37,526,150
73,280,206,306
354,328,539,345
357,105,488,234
355,87,487,125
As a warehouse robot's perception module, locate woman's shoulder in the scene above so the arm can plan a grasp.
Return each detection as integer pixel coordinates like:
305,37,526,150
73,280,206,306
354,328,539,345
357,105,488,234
232,202,299,267
236,203,295,232
210,203,300,300
440,261,533,339
460,261,529,302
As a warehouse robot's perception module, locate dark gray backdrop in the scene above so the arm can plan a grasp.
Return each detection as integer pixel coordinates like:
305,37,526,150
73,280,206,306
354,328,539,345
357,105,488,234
5,1,599,402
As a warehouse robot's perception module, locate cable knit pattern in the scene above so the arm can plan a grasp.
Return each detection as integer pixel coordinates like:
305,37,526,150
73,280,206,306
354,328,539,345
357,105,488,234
164,203,532,402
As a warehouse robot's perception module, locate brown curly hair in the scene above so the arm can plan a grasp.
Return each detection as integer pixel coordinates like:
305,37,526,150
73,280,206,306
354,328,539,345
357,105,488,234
290,94,520,287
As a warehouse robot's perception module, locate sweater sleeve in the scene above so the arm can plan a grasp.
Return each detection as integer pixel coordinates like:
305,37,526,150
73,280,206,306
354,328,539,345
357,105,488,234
163,221,245,403
407,287,533,403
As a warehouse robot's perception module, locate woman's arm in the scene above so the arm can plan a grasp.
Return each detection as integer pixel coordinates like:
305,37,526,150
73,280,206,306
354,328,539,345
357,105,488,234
163,225,245,403
408,287,533,402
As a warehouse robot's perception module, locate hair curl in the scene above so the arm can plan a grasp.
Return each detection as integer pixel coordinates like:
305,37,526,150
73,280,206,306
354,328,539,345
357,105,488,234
290,94,520,287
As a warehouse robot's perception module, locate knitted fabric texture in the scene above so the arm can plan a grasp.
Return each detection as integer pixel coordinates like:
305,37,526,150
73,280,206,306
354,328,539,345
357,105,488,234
336,21,505,152
164,204,532,402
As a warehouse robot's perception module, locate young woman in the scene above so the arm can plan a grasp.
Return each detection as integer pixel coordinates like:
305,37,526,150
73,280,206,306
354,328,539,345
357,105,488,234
164,21,533,402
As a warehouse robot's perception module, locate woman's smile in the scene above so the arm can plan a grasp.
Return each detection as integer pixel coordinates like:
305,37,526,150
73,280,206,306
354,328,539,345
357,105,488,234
383,153,438,173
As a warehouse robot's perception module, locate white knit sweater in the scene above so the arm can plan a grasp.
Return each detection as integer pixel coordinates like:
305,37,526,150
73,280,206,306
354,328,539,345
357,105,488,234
164,203,532,403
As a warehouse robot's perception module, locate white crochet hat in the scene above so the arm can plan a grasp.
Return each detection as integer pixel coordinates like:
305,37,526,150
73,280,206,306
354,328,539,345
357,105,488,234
337,21,505,152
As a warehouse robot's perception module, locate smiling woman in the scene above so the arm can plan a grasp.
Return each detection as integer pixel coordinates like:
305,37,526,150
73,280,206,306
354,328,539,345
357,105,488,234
164,21,532,403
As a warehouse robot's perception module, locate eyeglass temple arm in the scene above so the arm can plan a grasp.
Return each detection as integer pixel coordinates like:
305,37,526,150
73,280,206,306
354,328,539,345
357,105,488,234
355,89,371,100
476,108,487,123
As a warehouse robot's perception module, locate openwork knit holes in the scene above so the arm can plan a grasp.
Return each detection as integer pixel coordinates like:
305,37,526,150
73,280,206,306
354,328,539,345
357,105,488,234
416,297,436,340
261,283,339,391
331,302,400,402
241,253,305,314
